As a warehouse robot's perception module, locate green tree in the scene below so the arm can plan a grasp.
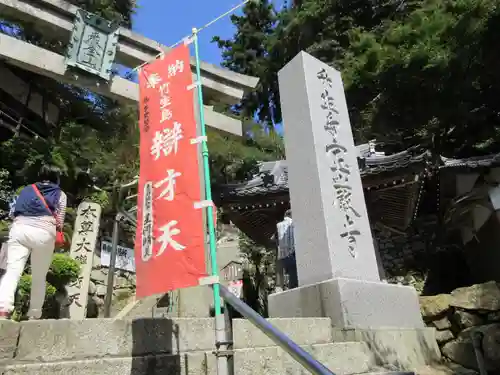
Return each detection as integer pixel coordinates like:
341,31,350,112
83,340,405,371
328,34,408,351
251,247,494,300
342,0,500,156
239,232,275,316
67,0,136,28
216,0,500,157
208,119,284,185
214,0,415,125
213,0,279,125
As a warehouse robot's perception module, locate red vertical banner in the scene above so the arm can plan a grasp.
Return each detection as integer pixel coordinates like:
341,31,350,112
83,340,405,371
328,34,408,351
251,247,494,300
135,44,206,298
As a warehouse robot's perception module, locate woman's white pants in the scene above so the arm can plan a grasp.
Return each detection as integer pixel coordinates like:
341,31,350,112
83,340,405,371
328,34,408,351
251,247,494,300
0,222,55,318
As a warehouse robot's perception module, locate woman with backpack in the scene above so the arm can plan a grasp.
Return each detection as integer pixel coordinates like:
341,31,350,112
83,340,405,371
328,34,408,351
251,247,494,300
0,165,67,319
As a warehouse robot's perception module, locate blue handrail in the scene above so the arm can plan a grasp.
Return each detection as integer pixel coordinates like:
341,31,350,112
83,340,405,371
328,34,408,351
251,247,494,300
218,284,335,375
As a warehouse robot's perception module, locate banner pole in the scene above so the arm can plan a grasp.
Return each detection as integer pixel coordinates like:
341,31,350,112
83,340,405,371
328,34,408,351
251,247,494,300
191,27,228,375
191,28,222,314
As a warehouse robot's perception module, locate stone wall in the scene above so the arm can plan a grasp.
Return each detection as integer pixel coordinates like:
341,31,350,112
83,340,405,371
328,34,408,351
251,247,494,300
373,220,472,295
89,248,136,317
420,281,500,372
376,230,427,275
373,225,432,293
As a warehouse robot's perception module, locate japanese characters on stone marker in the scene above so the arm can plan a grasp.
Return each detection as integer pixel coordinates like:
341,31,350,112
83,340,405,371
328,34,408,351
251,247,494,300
317,68,361,258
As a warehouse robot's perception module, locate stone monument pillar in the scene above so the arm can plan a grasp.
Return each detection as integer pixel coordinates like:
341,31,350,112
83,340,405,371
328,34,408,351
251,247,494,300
67,202,102,319
268,52,424,329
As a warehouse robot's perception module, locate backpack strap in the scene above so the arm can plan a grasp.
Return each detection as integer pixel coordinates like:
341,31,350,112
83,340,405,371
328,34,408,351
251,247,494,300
32,184,56,218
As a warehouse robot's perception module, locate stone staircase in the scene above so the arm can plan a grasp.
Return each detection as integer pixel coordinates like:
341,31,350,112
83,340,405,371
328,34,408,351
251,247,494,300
0,317,439,375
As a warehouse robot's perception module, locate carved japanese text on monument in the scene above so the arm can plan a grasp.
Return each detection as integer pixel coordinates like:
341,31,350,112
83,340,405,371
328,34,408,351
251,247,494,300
68,201,102,319
317,68,360,258
70,202,100,259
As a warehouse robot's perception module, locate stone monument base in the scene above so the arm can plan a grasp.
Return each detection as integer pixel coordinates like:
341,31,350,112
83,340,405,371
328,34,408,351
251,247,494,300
268,277,424,329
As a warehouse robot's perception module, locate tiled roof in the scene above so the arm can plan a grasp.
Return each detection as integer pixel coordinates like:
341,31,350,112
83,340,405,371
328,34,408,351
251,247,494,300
219,149,500,245
218,145,500,201
361,150,427,176
440,153,500,169
217,146,428,199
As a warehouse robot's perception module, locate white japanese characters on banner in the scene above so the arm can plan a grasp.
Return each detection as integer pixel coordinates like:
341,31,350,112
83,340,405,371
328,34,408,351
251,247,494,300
141,182,154,262
135,43,206,298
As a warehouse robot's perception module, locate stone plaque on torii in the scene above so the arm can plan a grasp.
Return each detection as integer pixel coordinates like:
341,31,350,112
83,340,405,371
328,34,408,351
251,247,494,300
65,9,120,81
268,52,424,329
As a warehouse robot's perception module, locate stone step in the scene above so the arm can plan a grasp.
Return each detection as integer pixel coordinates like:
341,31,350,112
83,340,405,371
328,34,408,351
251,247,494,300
331,327,440,371
232,317,333,348
234,342,377,375
152,306,176,318
14,318,215,362
3,352,215,375
12,318,334,363
1,318,435,375
3,342,379,375
115,294,162,319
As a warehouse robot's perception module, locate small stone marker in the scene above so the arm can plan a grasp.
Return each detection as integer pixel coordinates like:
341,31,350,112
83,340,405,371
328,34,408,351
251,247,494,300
67,201,102,319
277,51,380,286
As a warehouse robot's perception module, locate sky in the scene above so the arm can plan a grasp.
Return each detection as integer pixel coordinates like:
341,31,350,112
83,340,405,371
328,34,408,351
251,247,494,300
132,0,284,131
133,0,244,66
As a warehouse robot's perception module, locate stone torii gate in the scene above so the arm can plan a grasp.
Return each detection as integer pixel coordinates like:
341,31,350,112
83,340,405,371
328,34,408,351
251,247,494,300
0,0,258,319
0,0,258,135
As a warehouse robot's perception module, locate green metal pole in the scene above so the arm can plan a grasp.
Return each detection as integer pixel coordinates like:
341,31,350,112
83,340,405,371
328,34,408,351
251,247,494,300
191,27,222,316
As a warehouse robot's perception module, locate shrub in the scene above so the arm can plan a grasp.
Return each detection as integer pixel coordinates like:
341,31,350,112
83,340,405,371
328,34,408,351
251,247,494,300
13,274,57,321
12,253,81,320
239,232,275,316
0,220,9,237
47,253,81,288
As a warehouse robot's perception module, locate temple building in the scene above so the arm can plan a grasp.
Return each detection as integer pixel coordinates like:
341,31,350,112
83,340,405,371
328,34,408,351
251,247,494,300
214,143,500,295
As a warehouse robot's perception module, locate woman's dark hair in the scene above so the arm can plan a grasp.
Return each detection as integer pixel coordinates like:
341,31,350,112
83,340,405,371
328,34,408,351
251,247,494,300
39,165,61,184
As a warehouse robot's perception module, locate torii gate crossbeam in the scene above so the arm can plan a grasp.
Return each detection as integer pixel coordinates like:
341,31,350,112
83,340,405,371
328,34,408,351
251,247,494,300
0,0,258,135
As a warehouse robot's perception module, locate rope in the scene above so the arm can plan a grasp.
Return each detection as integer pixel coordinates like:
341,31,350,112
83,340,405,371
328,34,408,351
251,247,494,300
197,0,252,34
124,0,255,78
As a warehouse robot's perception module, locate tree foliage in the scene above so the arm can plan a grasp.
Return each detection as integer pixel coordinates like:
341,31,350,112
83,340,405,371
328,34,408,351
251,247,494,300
67,0,136,28
239,232,276,316
343,0,500,156
208,115,284,184
215,0,500,156
213,0,279,125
